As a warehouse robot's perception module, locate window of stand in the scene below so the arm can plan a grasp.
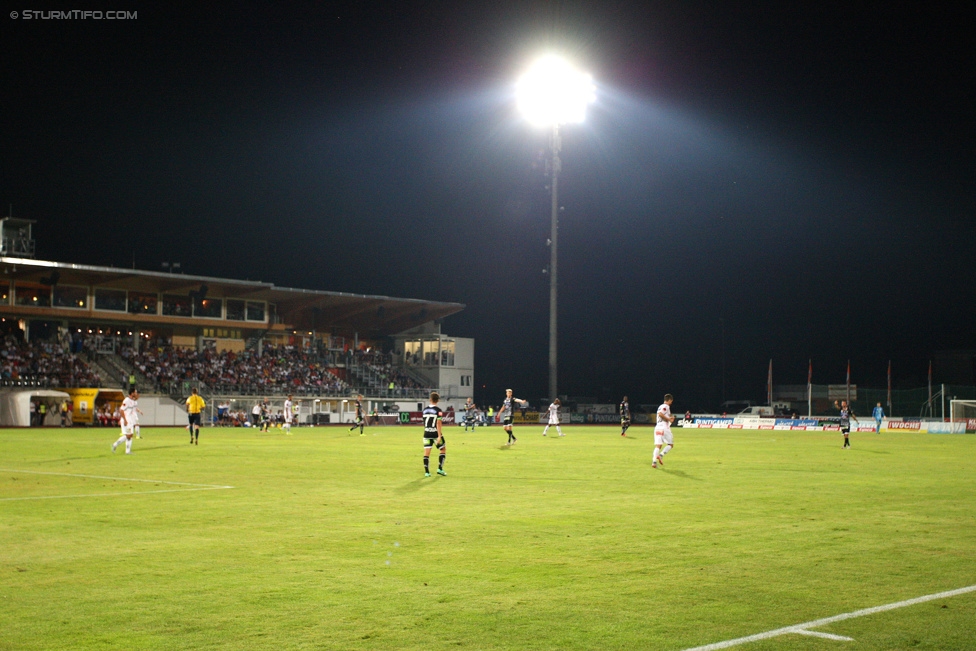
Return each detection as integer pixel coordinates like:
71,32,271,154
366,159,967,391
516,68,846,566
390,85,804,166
246,301,265,322
15,284,50,307
161,294,190,317
95,288,126,311
423,340,439,365
226,299,245,321
440,340,455,367
0,285,9,305
53,285,88,309
128,291,158,315
193,297,222,319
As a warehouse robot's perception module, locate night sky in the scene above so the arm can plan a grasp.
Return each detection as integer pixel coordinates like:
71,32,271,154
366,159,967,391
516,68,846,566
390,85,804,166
3,2,974,410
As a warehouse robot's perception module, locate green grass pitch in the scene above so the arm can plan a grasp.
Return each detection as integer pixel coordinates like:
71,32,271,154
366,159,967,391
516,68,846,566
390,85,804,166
2,424,975,650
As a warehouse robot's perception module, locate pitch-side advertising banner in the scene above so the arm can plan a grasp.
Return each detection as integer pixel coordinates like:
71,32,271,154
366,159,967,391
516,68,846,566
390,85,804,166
926,422,968,434
405,411,455,425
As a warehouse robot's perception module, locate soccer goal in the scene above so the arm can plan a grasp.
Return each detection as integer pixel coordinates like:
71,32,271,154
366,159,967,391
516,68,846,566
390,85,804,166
949,400,976,433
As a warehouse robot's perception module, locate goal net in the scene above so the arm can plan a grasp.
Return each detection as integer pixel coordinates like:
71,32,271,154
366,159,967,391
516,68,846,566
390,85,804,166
949,400,976,433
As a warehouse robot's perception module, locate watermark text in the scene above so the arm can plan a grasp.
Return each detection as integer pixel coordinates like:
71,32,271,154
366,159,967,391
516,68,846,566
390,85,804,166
11,10,137,20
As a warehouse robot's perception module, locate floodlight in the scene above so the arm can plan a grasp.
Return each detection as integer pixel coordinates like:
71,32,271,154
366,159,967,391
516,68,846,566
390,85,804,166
516,55,595,127
516,54,595,402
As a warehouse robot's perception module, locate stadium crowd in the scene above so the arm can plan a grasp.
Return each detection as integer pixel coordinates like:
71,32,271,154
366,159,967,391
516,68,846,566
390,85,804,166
119,343,349,395
0,335,102,387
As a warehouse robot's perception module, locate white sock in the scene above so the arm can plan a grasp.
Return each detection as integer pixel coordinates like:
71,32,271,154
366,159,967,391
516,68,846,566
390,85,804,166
284,424,291,433
556,426,563,435
113,435,126,450
134,425,140,437
542,425,550,435
660,444,672,457
653,448,661,462
125,438,132,453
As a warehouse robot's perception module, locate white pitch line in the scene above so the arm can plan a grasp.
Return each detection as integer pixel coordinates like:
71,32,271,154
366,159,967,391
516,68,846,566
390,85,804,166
0,487,233,501
0,468,233,501
681,584,976,651
794,630,854,641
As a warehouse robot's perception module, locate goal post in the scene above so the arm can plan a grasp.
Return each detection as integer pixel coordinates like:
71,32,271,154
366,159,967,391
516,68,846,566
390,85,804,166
949,400,976,433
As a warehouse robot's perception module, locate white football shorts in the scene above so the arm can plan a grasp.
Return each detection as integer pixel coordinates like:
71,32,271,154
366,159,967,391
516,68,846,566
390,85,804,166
654,428,673,446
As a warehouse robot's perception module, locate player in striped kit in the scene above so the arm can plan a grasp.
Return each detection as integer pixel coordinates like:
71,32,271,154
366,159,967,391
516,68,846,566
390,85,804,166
542,398,563,437
499,389,528,445
422,391,446,477
619,396,631,437
349,395,366,436
652,394,675,468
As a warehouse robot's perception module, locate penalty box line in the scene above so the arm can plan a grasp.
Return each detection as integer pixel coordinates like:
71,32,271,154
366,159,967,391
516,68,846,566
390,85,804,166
0,468,234,501
682,583,976,651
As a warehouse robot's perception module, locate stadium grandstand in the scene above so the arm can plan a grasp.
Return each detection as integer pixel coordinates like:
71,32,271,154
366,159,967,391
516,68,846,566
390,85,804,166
0,219,472,426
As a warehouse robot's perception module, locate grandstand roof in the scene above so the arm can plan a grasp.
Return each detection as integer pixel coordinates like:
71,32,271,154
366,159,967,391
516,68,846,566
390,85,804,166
0,257,465,336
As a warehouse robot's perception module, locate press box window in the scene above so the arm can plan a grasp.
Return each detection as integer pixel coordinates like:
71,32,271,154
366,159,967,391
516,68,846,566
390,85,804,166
15,284,50,307
246,301,265,321
226,299,245,321
128,292,158,315
161,294,190,317
194,297,221,319
95,289,126,311
53,285,88,309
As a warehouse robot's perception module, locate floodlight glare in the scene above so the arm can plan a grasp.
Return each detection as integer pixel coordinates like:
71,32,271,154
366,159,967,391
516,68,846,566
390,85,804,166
517,55,595,127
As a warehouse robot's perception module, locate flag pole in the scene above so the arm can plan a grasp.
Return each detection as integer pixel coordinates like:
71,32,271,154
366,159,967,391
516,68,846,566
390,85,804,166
887,360,892,417
846,360,851,405
807,359,812,418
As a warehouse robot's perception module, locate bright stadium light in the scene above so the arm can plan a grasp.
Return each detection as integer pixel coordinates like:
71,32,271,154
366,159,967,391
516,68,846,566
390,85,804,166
516,55,595,127
517,55,595,403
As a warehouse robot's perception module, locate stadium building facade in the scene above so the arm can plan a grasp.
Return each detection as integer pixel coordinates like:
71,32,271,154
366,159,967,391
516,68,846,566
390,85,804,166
0,248,472,425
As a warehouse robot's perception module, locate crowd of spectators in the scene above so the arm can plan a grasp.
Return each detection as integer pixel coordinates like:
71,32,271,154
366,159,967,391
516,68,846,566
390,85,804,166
119,344,349,395
0,336,102,387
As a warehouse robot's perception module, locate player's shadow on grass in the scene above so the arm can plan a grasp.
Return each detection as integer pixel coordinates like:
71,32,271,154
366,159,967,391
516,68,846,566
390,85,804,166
129,444,189,452
397,477,440,493
660,468,703,481
852,447,890,455
40,444,189,464
37,456,105,464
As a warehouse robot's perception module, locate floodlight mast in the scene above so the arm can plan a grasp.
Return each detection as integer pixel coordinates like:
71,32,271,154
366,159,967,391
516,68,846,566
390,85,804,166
517,55,594,402
548,125,561,404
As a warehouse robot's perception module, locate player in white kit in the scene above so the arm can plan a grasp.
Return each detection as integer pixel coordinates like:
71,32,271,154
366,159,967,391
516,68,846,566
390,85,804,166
112,389,140,455
652,393,675,468
283,395,293,435
542,398,563,437
130,391,143,438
